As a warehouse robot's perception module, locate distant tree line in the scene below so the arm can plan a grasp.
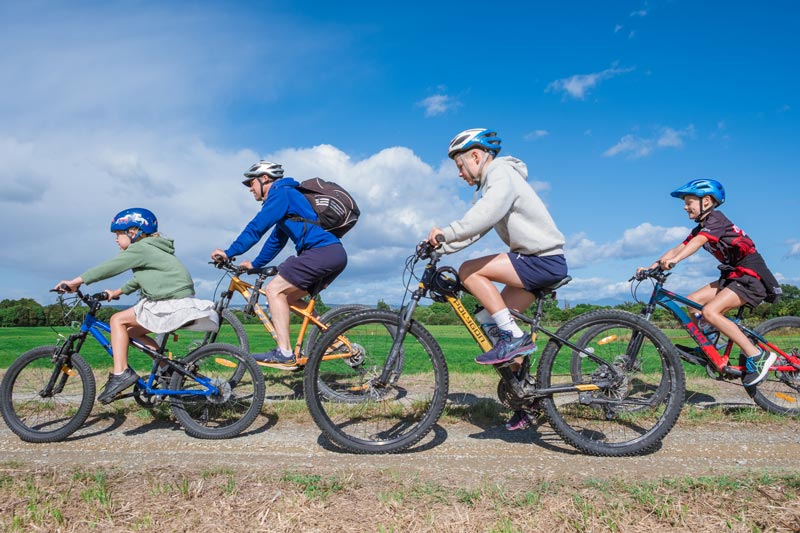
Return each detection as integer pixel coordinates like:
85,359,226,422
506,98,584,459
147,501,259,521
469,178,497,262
2,284,799,328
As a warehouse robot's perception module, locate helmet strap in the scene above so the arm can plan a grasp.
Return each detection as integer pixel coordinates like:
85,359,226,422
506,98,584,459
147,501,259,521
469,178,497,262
128,228,144,243
459,150,492,186
694,197,716,223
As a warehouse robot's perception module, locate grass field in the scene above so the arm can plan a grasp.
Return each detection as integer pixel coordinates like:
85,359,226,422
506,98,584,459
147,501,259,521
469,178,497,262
0,322,755,374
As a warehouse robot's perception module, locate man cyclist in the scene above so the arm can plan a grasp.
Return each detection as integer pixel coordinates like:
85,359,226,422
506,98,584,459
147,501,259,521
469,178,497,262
211,161,347,366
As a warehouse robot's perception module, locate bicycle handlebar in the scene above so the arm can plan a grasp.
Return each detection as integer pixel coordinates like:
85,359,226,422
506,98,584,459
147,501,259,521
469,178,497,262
51,286,114,307
630,265,672,283
210,257,278,278
415,234,445,260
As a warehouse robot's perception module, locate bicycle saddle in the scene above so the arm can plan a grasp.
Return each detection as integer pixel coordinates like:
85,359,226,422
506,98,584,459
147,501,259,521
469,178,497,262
247,266,278,277
532,275,572,299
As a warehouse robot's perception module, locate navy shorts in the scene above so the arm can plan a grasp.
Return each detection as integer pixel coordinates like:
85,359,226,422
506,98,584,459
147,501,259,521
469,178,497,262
720,274,767,308
278,243,347,294
508,253,568,293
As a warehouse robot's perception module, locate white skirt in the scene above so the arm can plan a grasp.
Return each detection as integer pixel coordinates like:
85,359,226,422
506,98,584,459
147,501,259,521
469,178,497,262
133,297,220,334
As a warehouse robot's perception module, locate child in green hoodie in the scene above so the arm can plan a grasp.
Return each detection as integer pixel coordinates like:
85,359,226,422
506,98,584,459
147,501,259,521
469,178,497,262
56,208,218,404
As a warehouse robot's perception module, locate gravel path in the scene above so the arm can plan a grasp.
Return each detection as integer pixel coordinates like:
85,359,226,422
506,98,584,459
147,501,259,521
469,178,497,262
3,380,799,489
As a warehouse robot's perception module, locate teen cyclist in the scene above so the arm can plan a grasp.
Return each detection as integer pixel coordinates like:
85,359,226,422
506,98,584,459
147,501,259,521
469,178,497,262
427,128,569,430
211,161,347,366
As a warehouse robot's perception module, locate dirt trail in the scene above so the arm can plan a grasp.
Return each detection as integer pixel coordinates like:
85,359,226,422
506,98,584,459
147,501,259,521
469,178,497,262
2,380,799,489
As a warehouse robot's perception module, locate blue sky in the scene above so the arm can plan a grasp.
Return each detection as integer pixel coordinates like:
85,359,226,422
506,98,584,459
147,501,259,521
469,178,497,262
1,0,797,308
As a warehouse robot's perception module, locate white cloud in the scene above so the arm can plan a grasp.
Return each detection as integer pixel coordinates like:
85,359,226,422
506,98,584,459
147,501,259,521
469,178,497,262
524,130,549,141
630,9,648,17
787,241,800,258
546,65,635,100
603,125,695,158
0,132,477,306
565,223,690,269
416,94,462,117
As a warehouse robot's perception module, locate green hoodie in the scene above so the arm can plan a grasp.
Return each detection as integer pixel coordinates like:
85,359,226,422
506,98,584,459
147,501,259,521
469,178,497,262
81,236,195,301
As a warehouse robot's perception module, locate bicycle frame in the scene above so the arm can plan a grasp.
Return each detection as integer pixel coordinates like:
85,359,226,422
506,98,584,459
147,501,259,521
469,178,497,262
383,245,612,398
53,292,221,398
214,266,352,365
639,273,799,375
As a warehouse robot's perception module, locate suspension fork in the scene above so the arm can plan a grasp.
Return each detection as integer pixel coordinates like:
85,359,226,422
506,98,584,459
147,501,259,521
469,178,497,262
376,295,420,386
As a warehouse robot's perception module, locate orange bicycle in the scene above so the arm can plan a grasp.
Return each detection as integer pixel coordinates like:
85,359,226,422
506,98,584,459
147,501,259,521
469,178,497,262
180,258,366,400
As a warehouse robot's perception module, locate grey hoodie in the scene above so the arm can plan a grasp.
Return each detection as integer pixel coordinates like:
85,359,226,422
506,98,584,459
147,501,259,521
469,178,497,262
441,156,565,256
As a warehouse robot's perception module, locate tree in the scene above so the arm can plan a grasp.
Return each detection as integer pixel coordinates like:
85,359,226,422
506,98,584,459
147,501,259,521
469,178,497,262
0,298,46,327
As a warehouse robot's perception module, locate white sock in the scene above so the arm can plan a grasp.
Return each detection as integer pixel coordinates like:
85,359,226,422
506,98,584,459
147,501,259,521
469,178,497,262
475,308,500,344
280,347,293,357
491,308,524,338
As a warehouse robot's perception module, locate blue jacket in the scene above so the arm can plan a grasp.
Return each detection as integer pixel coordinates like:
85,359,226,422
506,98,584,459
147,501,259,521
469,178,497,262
225,178,340,268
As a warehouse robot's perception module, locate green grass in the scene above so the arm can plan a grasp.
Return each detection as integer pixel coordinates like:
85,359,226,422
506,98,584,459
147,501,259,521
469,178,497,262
2,323,798,378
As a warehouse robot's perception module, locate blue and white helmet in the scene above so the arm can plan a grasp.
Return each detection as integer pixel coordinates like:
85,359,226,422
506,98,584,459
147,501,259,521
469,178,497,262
110,208,158,236
670,179,726,206
447,128,502,159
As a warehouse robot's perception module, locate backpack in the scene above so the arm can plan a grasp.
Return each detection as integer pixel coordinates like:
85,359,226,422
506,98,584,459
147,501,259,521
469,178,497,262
290,178,360,238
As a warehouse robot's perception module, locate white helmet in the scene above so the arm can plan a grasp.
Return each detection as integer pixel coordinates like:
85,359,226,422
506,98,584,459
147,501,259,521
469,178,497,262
447,128,502,159
242,161,284,185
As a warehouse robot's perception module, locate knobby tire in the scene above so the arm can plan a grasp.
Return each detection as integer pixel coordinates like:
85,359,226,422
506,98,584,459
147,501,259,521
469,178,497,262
0,346,96,443
537,309,685,456
303,310,448,454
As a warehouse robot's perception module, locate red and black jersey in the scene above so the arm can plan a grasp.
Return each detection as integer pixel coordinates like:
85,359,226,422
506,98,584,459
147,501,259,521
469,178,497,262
682,210,781,303
682,210,757,266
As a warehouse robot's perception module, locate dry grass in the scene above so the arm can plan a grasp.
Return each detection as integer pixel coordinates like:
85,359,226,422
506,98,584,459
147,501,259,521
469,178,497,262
1,464,799,532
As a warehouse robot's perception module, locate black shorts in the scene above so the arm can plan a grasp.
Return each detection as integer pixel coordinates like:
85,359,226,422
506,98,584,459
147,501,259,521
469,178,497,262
720,274,767,308
507,253,568,292
278,243,347,293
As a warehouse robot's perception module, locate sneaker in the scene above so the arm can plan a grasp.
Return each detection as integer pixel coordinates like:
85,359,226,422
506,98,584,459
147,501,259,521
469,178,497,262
505,407,545,430
97,368,139,404
253,348,297,366
742,350,778,387
475,334,535,365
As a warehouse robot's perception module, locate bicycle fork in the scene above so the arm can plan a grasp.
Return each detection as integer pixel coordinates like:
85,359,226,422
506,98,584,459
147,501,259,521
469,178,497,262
375,299,418,387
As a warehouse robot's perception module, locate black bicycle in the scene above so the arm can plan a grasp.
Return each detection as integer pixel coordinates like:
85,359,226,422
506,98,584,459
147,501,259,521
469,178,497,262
302,241,685,456
0,288,265,442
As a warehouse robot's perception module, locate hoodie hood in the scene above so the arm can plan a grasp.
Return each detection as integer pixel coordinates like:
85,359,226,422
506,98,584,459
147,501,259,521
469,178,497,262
492,156,528,181
270,177,300,191
137,235,176,255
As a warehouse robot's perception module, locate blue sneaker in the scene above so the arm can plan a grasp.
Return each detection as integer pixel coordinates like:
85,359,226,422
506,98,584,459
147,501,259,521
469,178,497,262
475,334,535,365
742,350,777,387
253,348,297,368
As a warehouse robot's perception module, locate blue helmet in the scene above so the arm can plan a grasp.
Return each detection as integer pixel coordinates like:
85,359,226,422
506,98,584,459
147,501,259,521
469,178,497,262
110,208,158,236
448,128,502,159
670,179,725,206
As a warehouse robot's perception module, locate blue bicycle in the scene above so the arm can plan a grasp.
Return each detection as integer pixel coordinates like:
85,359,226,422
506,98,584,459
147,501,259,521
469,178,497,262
0,288,265,442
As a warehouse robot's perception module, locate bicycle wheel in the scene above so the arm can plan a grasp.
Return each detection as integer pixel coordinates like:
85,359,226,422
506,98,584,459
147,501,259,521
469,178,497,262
303,304,369,354
537,309,685,456
169,343,265,439
747,316,800,416
303,310,448,454
0,346,96,443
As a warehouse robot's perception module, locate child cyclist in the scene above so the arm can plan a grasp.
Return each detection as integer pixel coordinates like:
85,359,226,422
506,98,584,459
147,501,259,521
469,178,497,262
427,128,569,430
56,208,219,404
640,179,778,387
